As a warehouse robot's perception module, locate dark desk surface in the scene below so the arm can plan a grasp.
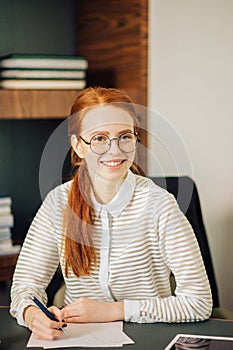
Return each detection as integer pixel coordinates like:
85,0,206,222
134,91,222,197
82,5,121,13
1,307,233,350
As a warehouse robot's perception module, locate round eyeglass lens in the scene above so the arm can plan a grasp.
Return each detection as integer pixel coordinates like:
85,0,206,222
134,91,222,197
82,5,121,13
90,133,137,154
91,134,109,154
118,133,137,152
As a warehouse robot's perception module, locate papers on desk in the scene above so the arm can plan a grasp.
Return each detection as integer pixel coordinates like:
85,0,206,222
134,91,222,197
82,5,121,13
27,321,134,348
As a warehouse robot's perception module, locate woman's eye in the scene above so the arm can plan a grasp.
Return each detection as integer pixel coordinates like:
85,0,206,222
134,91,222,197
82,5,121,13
92,135,108,142
121,133,133,140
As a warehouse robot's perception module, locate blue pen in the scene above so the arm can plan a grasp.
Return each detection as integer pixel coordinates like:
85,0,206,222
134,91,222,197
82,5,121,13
31,295,68,335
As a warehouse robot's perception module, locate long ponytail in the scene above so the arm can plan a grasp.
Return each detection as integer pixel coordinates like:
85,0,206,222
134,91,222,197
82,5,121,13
63,161,96,277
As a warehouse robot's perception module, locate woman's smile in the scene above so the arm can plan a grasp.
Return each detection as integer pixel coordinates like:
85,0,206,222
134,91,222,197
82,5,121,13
100,159,126,169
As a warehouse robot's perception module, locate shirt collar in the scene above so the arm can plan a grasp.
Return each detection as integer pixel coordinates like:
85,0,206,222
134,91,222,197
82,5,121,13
91,170,136,218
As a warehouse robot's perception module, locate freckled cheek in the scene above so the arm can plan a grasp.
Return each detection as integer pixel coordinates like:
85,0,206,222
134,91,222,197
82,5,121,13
127,151,136,163
85,153,103,171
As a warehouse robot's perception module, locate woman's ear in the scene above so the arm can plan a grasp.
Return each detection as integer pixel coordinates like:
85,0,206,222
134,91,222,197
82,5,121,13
71,135,84,158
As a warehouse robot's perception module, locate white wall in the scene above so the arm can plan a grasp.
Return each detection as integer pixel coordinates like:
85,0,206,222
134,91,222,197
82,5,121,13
148,0,233,311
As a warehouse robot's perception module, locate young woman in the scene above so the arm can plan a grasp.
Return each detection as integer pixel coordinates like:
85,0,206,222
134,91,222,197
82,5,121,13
10,87,212,340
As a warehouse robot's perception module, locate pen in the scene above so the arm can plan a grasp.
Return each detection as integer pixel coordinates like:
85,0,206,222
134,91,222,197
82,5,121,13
31,295,68,335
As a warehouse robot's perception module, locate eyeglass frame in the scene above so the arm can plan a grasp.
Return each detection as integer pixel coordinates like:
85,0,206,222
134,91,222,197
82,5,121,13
79,131,141,155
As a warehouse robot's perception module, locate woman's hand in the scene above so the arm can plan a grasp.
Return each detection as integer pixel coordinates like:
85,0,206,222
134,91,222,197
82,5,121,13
24,305,66,340
61,297,124,323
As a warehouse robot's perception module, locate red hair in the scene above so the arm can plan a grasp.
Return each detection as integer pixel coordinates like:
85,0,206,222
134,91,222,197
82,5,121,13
63,87,141,277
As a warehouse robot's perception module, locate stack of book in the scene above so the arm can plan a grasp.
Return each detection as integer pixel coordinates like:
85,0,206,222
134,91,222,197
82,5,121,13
0,195,20,255
0,54,88,90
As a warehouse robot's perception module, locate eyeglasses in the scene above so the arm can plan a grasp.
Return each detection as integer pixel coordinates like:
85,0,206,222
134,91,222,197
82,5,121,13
79,131,141,155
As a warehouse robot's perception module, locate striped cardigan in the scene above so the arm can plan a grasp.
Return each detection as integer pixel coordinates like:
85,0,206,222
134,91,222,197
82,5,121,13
10,171,212,325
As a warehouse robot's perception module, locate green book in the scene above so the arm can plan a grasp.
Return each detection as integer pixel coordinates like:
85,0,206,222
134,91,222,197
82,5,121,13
0,195,12,207
0,213,13,227
0,79,86,90
0,68,86,79
0,54,88,70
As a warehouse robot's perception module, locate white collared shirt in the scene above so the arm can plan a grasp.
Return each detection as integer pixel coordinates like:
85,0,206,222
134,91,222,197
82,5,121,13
91,171,137,313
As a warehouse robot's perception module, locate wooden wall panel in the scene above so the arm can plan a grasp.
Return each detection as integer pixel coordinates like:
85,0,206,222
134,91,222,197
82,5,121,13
76,0,148,172
76,0,147,106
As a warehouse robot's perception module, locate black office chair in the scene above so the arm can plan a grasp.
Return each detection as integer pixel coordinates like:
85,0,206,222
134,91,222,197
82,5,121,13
150,176,233,319
150,176,219,307
46,176,233,319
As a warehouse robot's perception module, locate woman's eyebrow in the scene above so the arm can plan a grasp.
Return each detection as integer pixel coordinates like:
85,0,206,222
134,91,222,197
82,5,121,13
90,130,110,136
89,129,133,137
118,129,134,135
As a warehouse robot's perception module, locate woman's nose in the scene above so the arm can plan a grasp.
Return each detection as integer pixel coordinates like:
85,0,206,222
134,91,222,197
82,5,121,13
108,138,121,154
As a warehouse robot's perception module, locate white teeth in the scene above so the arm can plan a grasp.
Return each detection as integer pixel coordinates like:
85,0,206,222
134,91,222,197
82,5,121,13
104,161,122,167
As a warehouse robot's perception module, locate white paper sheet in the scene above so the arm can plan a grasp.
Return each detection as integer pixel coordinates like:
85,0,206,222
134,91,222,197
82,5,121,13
27,321,134,348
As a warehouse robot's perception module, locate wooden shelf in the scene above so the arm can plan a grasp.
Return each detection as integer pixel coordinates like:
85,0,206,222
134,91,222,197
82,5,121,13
0,0,148,118
0,89,79,119
0,253,19,282
0,0,147,118
0,0,148,170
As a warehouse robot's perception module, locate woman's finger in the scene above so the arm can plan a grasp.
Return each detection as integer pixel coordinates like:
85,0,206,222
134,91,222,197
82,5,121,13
48,305,64,322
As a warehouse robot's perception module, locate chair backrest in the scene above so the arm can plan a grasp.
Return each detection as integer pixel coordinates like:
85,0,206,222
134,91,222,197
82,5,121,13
149,176,219,308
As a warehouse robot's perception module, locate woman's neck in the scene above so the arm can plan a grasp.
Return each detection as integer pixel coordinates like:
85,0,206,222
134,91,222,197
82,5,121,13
91,176,125,204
